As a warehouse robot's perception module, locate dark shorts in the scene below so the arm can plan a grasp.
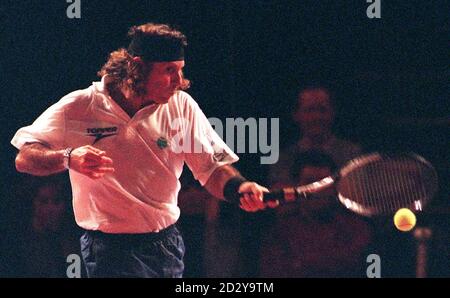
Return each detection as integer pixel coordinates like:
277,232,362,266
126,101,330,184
80,224,185,278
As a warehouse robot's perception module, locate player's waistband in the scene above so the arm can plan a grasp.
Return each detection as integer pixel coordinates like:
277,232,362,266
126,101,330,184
83,224,179,243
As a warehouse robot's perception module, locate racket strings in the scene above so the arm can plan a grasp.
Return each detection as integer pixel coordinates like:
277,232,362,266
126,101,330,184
339,157,437,215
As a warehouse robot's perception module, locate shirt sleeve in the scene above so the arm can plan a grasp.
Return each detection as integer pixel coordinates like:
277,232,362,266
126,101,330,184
181,94,239,186
11,98,68,150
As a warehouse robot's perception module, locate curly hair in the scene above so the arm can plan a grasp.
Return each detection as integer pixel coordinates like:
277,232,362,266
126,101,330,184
97,23,190,99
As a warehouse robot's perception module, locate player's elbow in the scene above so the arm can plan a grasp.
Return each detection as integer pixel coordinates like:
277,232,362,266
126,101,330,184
15,152,30,173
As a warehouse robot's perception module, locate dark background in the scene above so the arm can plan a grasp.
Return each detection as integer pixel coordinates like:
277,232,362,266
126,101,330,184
1,0,448,277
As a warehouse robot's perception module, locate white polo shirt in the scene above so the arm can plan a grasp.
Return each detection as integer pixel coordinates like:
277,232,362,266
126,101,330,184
11,77,238,233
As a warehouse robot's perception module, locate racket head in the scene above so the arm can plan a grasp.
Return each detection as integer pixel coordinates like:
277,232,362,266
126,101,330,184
336,152,438,217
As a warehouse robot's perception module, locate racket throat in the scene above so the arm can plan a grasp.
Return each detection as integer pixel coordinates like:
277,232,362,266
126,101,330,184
283,188,308,203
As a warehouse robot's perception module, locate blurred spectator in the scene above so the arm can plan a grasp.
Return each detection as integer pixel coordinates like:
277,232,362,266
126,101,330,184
177,170,244,277
203,200,243,277
16,174,82,277
260,151,373,277
269,84,362,188
177,170,212,277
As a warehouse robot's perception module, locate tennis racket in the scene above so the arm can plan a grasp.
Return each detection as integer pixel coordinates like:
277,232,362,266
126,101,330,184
263,152,438,217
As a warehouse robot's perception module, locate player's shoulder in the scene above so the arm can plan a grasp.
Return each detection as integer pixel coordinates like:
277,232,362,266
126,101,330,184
54,83,97,110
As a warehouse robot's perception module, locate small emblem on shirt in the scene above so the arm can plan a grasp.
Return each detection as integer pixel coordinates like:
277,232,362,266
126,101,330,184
86,127,118,144
157,137,168,149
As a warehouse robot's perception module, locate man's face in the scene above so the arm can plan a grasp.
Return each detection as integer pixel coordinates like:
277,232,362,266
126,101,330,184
294,89,334,137
33,185,65,232
144,60,185,104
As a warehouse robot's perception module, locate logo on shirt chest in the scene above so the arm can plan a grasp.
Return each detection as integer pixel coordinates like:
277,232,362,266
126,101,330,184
156,137,169,149
86,126,118,144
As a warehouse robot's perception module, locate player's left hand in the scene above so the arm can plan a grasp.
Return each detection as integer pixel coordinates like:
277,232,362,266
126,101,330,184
238,182,279,212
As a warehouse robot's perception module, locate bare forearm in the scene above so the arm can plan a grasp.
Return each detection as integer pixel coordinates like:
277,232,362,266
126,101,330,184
15,143,66,176
204,165,242,199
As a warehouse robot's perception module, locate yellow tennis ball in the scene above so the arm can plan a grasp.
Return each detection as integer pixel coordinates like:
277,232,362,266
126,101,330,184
394,208,417,232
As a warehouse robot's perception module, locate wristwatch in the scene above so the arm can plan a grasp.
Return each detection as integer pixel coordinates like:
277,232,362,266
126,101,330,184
63,147,74,169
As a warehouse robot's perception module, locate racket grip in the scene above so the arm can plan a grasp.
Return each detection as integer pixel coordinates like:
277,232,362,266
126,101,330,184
263,189,284,202
236,190,285,206
263,188,304,204
237,188,305,205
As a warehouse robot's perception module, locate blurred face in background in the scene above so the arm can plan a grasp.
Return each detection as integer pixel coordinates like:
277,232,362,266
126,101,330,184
294,89,334,138
32,185,66,233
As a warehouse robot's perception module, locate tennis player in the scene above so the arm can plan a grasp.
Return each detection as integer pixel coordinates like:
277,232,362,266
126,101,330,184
11,23,274,278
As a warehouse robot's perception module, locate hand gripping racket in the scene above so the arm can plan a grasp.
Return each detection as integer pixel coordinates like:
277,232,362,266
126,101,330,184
263,152,438,217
